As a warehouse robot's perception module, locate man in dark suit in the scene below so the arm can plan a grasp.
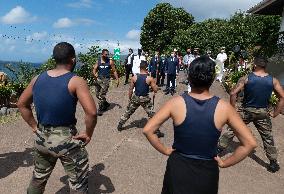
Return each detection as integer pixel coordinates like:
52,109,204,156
157,54,166,87
149,51,162,80
165,51,179,95
124,48,134,85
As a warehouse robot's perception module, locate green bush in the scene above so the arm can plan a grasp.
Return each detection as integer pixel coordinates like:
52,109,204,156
0,84,12,99
114,63,125,78
75,46,100,86
0,84,12,106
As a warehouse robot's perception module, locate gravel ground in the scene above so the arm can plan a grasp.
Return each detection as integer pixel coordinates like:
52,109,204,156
0,72,283,194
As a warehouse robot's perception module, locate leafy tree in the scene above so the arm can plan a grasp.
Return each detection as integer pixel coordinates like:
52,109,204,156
171,12,281,58
172,19,230,57
76,45,100,85
229,12,281,57
141,3,194,53
37,58,56,73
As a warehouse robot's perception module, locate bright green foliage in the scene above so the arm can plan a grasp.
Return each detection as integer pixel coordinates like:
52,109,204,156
172,19,229,56
172,12,281,58
142,4,281,58
0,84,12,103
141,3,194,53
115,63,125,77
75,45,100,86
37,58,56,73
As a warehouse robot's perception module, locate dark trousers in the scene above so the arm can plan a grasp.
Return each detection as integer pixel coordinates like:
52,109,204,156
157,71,165,86
125,64,133,83
166,74,176,91
162,152,219,194
151,70,157,78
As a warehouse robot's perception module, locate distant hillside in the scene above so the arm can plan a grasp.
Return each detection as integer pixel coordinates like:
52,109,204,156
0,60,41,79
0,55,129,79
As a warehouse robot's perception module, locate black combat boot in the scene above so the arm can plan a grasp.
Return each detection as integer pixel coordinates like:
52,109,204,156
103,101,110,110
267,160,280,173
97,105,104,116
117,122,123,132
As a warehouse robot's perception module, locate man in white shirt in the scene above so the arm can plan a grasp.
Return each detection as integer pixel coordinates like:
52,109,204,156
186,48,200,92
183,48,193,73
216,47,228,82
132,49,146,75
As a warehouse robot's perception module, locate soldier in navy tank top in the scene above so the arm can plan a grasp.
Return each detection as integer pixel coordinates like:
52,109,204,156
219,56,284,173
17,42,97,193
117,61,164,138
93,49,120,115
143,56,257,194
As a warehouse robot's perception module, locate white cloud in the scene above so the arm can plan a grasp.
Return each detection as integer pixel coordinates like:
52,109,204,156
126,29,141,40
1,6,37,24
50,34,75,43
67,0,93,8
26,31,48,42
8,45,16,51
161,0,261,21
76,18,95,25
53,18,74,28
53,17,95,28
91,40,141,54
4,38,16,45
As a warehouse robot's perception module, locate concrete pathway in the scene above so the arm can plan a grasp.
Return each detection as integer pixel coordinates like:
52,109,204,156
0,73,283,194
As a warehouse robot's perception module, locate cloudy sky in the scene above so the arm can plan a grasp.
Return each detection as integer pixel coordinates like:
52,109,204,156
0,0,260,62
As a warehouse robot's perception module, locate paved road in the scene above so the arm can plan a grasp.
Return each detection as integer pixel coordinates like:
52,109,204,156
0,74,283,194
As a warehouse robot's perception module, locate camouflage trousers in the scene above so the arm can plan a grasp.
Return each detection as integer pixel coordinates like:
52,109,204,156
27,125,89,194
218,107,277,160
94,77,110,107
119,94,154,125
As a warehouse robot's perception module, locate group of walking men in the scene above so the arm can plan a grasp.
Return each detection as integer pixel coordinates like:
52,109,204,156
124,48,180,95
123,47,228,93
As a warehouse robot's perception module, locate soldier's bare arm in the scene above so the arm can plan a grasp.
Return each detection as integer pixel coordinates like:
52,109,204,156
143,97,180,156
17,76,38,132
214,101,257,168
93,62,98,79
272,78,284,117
70,76,97,144
149,77,158,93
110,60,119,86
230,75,248,108
129,76,135,99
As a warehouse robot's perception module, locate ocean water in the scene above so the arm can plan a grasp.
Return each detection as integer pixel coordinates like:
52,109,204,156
0,61,42,79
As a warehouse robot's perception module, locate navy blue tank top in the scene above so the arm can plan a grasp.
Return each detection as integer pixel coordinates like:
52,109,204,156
134,74,149,96
33,71,78,126
173,93,221,160
98,58,111,78
243,73,273,108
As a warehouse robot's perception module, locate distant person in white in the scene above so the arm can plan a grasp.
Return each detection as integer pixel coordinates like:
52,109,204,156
206,50,214,61
216,47,227,82
132,48,146,75
187,48,200,92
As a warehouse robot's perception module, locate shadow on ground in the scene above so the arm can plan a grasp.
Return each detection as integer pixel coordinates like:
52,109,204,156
0,147,33,179
219,141,268,169
107,103,122,111
56,163,115,194
122,118,148,131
